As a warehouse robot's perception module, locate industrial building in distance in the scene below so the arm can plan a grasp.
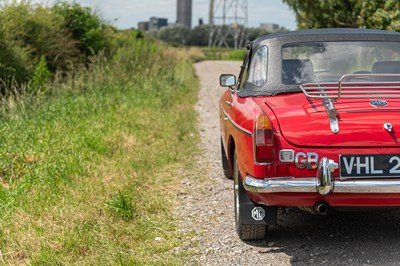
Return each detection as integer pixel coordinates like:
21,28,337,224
138,17,168,31
260,23,285,33
137,0,283,35
177,0,192,28
137,0,192,31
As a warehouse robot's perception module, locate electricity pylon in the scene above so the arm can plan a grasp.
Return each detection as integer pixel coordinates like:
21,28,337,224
208,0,248,49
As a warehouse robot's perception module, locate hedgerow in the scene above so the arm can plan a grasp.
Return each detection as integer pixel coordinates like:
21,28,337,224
0,0,115,93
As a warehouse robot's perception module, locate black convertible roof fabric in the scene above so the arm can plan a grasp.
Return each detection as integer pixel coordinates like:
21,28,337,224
238,28,400,97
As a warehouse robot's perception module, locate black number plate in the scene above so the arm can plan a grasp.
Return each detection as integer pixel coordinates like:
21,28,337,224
340,154,400,178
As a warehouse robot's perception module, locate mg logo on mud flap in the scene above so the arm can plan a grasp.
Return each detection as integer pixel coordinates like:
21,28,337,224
251,207,265,221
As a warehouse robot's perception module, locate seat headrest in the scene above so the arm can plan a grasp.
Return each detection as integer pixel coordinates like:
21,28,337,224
282,59,314,84
372,61,400,74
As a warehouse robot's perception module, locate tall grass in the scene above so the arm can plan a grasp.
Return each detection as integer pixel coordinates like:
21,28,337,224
0,30,198,264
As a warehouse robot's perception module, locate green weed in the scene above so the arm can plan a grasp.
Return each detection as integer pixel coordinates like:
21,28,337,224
107,190,136,220
30,55,51,93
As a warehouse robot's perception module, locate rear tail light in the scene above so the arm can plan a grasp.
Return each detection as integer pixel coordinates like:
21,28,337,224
254,113,274,163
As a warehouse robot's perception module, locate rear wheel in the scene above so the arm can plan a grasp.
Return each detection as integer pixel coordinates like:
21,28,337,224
233,153,267,240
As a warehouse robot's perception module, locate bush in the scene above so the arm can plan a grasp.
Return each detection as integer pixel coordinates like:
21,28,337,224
0,0,81,87
0,30,31,87
0,0,120,94
156,25,191,45
23,5,81,72
53,1,113,58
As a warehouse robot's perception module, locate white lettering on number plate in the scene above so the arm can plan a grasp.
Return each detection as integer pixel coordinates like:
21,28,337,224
340,154,400,178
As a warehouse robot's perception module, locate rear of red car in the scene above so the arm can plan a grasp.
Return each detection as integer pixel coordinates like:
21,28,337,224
220,29,400,240
246,90,400,208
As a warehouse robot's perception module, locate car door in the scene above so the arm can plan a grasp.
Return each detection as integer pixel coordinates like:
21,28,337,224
220,51,250,147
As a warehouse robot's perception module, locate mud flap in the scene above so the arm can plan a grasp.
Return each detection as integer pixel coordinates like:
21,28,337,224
239,184,277,225
239,202,277,225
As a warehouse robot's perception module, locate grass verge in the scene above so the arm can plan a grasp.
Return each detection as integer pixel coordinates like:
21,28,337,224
0,41,198,264
202,47,246,61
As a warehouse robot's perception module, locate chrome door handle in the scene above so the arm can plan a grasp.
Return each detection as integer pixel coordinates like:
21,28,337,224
225,101,232,106
223,117,229,121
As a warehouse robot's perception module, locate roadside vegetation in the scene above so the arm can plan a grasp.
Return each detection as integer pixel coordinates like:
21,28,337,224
202,47,246,61
0,0,198,264
176,47,245,62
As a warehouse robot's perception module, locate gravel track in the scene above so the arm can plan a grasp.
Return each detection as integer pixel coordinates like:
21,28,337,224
174,60,400,266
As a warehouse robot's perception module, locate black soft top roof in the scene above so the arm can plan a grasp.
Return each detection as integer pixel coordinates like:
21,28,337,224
238,28,400,97
252,28,400,46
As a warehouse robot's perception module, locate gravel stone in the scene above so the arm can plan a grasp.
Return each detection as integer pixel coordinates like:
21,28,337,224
173,60,400,265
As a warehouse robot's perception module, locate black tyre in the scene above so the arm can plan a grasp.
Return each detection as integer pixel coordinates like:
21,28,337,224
233,153,267,240
221,139,232,179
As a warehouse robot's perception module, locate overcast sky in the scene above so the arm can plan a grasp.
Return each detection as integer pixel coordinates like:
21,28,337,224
32,0,297,30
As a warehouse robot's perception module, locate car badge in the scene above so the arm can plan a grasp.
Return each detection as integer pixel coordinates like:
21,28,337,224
251,207,265,221
370,99,388,107
384,122,393,132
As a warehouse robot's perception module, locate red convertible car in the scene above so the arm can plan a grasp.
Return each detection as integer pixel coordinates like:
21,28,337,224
219,28,400,240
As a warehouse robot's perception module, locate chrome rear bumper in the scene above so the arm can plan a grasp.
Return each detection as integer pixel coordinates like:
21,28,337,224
244,157,400,196
244,176,400,194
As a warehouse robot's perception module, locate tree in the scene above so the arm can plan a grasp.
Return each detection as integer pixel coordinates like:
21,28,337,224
188,25,211,46
358,0,400,31
53,1,111,57
157,25,191,45
282,0,400,31
246,27,270,42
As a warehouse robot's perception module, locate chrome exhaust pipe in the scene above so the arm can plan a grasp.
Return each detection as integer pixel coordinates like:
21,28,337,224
314,202,328,215
297,202,329,215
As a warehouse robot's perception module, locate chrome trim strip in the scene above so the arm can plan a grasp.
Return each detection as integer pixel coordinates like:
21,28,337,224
244,175,400,194
323,98,339,134
244,176,317,193
254,162,273,166
220,105,252,136
334,180,400,193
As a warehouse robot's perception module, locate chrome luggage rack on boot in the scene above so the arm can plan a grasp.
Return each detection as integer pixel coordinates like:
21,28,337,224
300,74,400,134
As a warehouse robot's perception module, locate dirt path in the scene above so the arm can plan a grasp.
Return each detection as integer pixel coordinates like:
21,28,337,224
174,60,400,265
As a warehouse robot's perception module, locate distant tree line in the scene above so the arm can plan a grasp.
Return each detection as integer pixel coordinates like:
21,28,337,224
283,0,400,31
146,25,276,47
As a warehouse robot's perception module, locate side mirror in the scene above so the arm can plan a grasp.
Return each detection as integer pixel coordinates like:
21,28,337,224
220,74,236,87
